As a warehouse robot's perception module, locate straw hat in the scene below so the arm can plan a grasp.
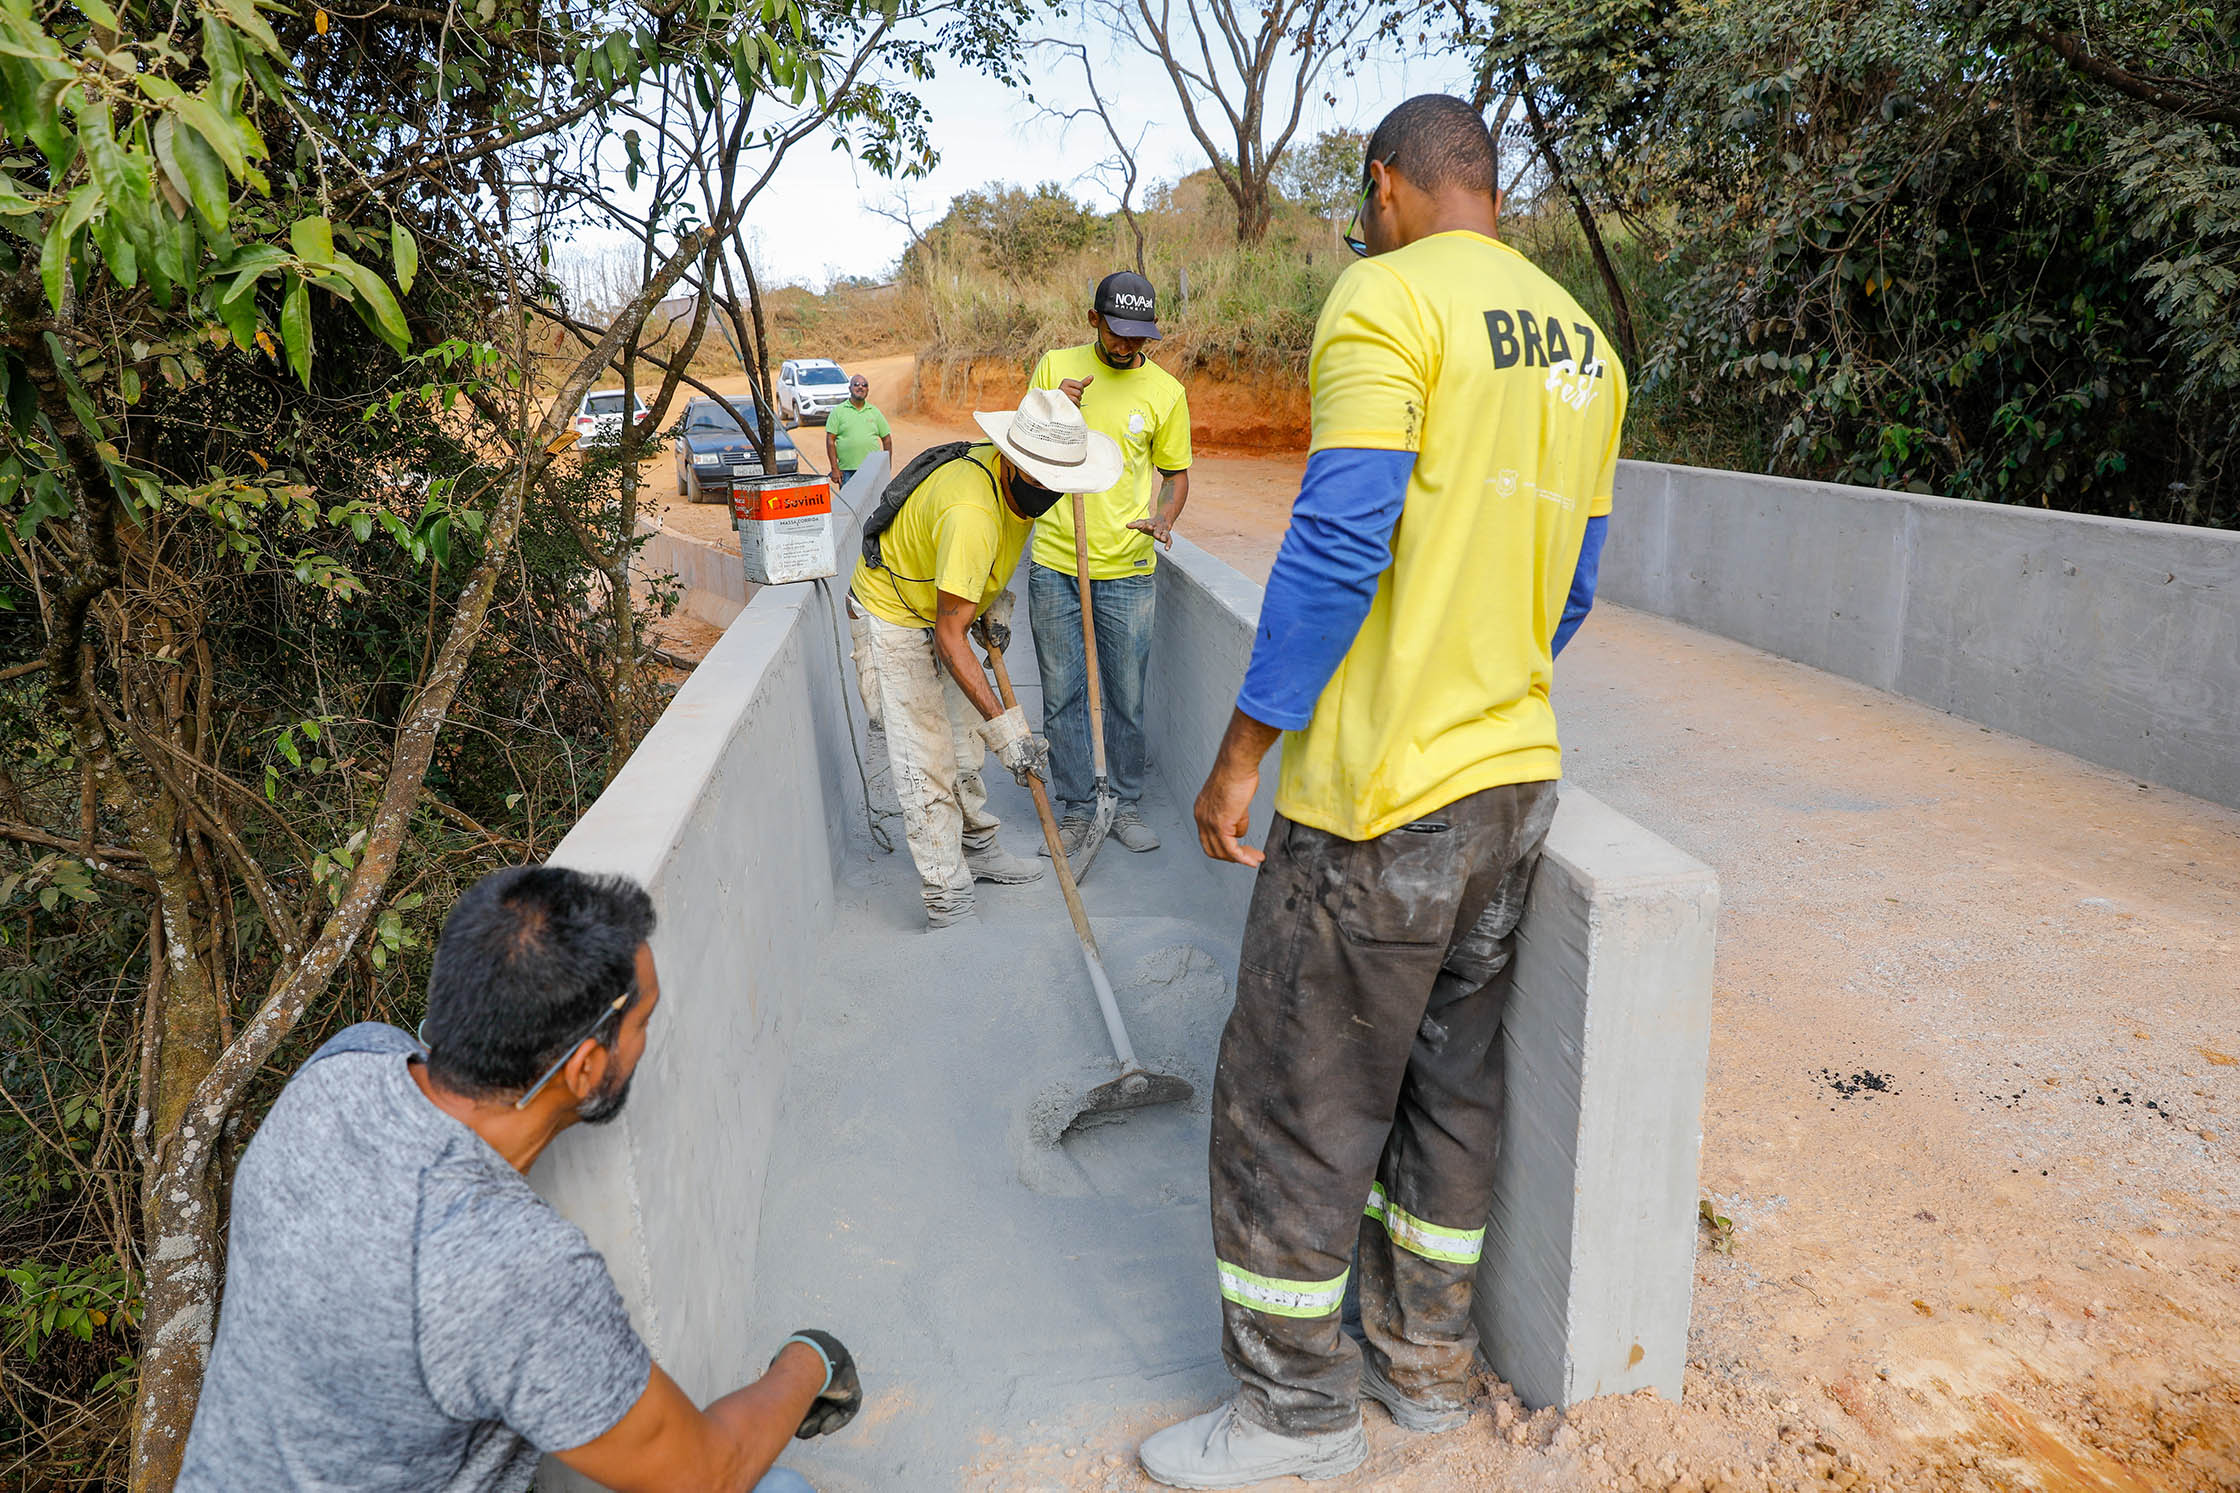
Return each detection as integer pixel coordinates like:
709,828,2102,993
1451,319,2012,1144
973,388,1124,494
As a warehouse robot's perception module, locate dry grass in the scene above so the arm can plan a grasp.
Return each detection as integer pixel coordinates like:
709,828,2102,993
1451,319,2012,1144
915,176,1346,379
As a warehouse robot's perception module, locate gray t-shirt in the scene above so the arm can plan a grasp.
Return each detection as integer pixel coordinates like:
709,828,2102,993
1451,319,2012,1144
178,1023,650,1492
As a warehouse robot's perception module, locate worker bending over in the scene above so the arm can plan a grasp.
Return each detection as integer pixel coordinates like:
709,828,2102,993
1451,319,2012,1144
181,866,858,1492
848,388,1123,928
1028,271,1193,857
1139,94,1624,1487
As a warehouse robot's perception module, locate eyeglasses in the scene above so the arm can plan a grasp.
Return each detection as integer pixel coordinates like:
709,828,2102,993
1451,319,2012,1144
1343,157,1390,258
512,993,630,1111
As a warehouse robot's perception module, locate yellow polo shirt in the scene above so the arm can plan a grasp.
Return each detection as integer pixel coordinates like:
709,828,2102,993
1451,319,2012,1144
1276,231,1628,840
850,446,1030,628
1027,345,1192,579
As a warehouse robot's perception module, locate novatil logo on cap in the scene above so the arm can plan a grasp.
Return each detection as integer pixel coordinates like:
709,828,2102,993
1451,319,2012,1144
1110,293,1153,312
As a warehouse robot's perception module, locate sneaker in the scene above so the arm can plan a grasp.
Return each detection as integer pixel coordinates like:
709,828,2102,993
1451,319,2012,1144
1138,1399,1367,1489
1359,1353,1471,1434
1111,806,1160,852
1036,814,1092,860
964,842,1044,884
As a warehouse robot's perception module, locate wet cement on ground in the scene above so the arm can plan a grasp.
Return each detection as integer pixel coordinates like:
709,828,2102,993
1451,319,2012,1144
746,590,1255,1490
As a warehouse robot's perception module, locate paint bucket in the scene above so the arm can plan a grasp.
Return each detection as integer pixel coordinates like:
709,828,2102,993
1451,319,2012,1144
734,472,834,585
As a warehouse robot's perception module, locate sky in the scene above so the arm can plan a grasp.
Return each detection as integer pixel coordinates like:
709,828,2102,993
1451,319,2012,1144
697,22,1482,289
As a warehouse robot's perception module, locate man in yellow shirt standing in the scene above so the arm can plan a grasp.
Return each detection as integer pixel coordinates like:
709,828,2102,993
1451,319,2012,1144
1139,96,1627,1486
1027,272,1193,858
848,390,1123,929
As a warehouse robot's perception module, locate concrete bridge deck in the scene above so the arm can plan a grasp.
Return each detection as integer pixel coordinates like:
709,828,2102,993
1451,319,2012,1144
734,593,2240,1491
547,458,2240,1491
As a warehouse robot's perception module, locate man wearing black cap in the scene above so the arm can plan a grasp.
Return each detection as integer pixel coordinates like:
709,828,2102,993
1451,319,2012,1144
1026,271,1195,859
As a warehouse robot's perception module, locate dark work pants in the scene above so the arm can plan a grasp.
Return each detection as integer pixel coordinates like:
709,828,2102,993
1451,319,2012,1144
1210,780,1559,1435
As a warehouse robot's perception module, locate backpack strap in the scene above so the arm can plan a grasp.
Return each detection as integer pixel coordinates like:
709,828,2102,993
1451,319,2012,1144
861,440,991,569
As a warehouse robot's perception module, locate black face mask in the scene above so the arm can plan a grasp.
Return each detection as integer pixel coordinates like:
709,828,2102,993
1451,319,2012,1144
1006,470,1065,518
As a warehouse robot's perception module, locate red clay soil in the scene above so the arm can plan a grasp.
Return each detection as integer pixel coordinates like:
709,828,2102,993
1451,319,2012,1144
910,353,1312,453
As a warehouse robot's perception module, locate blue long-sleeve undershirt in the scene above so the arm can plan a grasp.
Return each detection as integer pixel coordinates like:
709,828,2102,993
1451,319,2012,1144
1237,449,1415,731
1552,514,1607,658
1236,453,1611,732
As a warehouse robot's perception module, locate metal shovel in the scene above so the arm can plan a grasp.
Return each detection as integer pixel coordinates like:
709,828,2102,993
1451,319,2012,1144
982,635,1192,1122
1062,492,1120,881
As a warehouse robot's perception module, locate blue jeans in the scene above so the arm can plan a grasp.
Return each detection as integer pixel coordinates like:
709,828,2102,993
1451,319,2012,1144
756,1469,814,1493
1028,562,1154,815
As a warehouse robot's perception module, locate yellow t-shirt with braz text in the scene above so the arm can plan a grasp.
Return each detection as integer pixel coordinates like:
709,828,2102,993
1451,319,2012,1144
1027,345,1192,580
1275,231,1629,841
849,446,1031,629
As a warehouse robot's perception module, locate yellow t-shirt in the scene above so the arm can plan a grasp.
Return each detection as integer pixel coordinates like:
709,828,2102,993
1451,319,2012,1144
1275,231,1629,841
1027,345,1192,579
849,446,1031,628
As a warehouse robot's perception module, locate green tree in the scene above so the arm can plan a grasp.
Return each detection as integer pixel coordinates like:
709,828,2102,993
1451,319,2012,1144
1461,0,2238,523
0,0,1029,1483
1275,126,1365,221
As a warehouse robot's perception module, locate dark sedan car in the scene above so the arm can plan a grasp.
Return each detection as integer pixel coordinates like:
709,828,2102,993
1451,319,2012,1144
672,397,800,503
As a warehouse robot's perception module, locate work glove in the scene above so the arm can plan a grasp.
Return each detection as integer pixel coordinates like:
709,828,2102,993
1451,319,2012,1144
971,591,1014,655
979,705,1050,788
773,1328,861,1439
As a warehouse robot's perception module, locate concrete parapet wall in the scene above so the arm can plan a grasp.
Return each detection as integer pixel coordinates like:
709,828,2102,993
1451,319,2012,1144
635,523,750,629
1482,791,1719,1407
530,461,884,1490
1603,460,2240,809
1147,539,1721,1408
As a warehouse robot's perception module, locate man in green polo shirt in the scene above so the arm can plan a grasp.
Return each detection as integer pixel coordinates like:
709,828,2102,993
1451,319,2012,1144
824,373,892,490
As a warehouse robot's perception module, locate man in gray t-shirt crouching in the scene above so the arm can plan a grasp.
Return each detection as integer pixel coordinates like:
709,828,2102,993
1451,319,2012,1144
179,865,853,1492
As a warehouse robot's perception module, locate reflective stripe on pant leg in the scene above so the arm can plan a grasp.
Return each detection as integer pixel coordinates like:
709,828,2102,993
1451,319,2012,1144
1211,813,1472,1437
1217,1260,1350,1320
1357,780,1561,1407
1363,1183,1484,1265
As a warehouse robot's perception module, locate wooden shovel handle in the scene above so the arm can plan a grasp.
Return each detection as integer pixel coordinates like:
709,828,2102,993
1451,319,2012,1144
983,639,1101,957
1071,492,1109,779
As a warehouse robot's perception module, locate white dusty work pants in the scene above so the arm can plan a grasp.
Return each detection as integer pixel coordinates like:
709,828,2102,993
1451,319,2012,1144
848,606,1003,918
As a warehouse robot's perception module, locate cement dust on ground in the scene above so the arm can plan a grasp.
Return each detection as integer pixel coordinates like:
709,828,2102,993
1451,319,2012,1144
664,349,2238,1491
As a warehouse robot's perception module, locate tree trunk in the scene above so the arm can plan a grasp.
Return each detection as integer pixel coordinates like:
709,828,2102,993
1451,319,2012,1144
123,230,721,1491
1235,177,1272,244
1521,91,1640,372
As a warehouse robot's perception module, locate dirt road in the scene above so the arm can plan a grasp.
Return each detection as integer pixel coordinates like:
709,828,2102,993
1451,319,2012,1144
643,353,2240,1492
635,353,1304,574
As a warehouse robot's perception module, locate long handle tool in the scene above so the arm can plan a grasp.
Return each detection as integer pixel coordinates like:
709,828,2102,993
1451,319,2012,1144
983,636,1191,1119
1062,492,1119,881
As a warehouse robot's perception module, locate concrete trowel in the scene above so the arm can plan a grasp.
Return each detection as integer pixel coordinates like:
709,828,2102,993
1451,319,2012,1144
981,634,1193,1123
1060,492,1120,881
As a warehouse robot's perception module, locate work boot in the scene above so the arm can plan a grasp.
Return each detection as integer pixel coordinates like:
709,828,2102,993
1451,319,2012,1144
1036,813,1092,861
1359,1353,1471,1434
1138,1399,1367,1489
924,893,978,931
1111,805,1160,852
964,841,1044,884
